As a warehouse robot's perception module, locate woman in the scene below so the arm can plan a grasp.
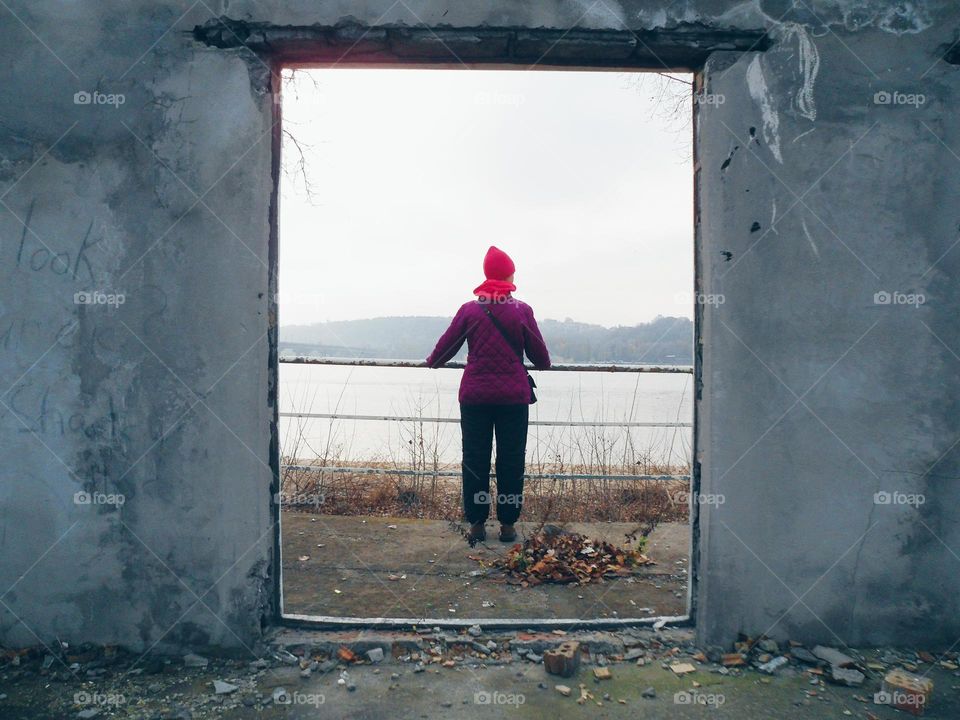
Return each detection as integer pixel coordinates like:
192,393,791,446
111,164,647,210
425,246,551,543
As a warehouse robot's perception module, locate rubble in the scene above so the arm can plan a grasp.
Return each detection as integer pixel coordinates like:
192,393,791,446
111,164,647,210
812,646,857,668
827,666,865,687
758,656,788,675
880,669,933,716
790,647,819,665
543,641,581,677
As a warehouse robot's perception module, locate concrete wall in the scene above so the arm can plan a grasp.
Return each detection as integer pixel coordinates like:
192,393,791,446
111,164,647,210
696,9,960,649
0,1,957,653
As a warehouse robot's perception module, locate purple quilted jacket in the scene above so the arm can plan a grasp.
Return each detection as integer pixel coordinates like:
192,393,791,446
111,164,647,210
425,298,551,404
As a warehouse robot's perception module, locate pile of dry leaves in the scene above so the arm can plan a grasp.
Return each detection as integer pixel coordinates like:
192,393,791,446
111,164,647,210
475,527,654,586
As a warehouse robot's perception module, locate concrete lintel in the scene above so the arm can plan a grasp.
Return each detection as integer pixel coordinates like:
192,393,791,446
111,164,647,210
192,18,770,69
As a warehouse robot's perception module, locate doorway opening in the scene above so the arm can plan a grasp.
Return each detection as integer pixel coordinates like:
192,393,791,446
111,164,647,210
274,66,697,628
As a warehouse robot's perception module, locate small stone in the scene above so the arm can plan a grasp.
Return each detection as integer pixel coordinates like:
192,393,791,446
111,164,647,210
467,624,482,637
413,663,425,673
367,648,384,663
555,684,572,697
790,647,820,665
828,666,865,687
670,662,696,675
183,653,208,668
213,680,239,694
758,656,789,675
642,687,656,699
77,710,100,719
347,682,356,692
758,638,779,654
593,667,612,680
390,672,400,680
812,646,856,668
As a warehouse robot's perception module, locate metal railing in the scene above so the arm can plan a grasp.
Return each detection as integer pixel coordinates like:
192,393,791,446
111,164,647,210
279,356,693,373
278,356,692,481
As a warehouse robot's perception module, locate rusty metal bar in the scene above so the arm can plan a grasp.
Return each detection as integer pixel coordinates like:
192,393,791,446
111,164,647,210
279,356,693,373
279,411,690,428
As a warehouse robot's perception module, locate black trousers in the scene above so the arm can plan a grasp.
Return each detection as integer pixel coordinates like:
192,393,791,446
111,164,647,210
460,403,529,525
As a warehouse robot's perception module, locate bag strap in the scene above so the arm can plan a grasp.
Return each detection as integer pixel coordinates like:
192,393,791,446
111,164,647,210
482,305,524,363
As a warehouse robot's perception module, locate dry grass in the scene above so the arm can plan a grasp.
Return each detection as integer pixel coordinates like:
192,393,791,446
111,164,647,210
279,460,690,525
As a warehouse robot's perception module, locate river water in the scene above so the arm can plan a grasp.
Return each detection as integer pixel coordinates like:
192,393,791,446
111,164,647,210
279,364,692,468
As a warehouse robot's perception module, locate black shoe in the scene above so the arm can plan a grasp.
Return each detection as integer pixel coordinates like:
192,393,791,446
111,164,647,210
467,522,486,542
499,524,517,542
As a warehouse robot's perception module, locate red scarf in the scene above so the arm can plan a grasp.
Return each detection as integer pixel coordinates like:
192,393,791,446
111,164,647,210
473,278,516,301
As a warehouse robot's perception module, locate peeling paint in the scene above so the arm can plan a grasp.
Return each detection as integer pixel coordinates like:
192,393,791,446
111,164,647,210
878,2,933,35
746,55,783,163
778,22,819,122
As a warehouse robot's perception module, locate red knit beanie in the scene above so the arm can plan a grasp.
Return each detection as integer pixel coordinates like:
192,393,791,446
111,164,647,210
483,246,515,280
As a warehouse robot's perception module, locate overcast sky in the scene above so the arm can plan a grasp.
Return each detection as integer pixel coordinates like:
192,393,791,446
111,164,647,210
279,68,692,328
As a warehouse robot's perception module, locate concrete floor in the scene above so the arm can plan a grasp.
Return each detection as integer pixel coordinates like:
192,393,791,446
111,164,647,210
281,513,689,620
3,643,958,720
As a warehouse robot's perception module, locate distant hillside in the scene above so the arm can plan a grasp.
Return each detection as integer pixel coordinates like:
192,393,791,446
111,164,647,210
281,314,692,365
